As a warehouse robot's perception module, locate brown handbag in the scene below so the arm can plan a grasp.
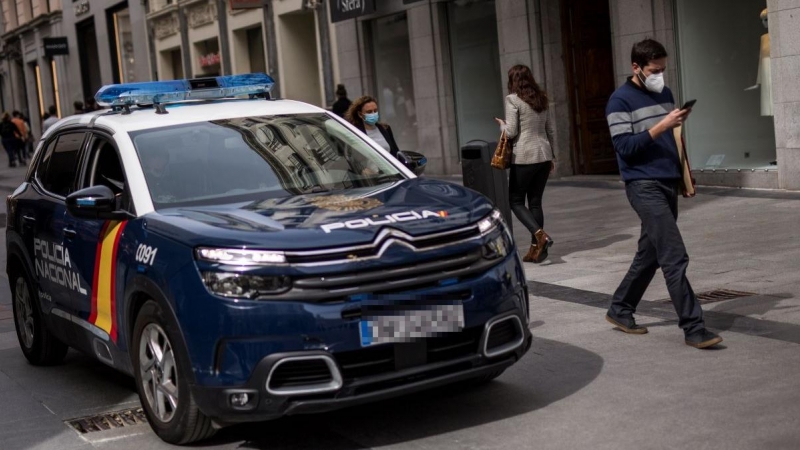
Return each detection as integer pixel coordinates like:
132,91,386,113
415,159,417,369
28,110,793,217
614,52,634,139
673,125,696,198
491,130,512,170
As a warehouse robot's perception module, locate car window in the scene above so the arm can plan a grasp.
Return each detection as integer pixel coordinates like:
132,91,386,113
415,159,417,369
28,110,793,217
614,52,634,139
36,133,86,197
129,113,405,209
83,136,133,213
34,139,57,184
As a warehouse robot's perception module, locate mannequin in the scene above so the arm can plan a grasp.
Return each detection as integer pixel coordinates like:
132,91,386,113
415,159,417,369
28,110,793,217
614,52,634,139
745,8,772,116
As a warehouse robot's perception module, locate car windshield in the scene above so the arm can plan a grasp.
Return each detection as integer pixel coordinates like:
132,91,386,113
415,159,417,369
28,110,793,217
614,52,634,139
129,113,405,209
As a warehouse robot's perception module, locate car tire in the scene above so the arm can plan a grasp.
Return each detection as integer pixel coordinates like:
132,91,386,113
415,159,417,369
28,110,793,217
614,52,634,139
10,269,69,365
131,300,216,444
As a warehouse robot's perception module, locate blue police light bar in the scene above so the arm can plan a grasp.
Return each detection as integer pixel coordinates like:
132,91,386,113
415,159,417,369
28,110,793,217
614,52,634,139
95,73,275,107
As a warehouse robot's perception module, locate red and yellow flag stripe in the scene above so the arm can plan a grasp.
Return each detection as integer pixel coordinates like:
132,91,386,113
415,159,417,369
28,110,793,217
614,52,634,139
89,221,127,343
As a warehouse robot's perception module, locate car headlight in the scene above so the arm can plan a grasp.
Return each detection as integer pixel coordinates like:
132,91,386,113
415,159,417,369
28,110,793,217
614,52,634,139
477,209,506,235
196,247,286,265
201,272,292,298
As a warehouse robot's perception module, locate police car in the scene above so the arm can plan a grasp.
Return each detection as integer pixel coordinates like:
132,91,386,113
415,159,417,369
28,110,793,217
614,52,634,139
6,74,531,444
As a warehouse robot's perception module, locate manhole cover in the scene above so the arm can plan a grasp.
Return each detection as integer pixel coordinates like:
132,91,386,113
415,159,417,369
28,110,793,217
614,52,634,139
66,407,148,434
697,289,756,303
663,289,756,304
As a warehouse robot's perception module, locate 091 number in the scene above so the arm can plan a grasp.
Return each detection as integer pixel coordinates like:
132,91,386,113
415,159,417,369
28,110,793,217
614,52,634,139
136,244,158,266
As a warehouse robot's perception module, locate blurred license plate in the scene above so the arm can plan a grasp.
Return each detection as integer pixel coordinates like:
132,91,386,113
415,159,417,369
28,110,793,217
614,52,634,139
360,304,464,347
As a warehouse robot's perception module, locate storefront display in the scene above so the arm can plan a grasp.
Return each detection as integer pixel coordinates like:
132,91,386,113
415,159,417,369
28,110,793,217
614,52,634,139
675,0,776,170
448,0,503,150
370,13,418,153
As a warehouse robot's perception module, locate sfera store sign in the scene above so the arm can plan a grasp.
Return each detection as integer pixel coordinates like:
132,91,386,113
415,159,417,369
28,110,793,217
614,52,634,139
329,0,376,23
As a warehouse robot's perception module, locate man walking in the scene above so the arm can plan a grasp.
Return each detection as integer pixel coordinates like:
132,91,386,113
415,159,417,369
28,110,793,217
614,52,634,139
605,38,722,349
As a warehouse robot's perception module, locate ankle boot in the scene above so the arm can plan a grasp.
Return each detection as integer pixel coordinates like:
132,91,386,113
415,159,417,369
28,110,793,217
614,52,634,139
522,243,538,262
531,229,553,263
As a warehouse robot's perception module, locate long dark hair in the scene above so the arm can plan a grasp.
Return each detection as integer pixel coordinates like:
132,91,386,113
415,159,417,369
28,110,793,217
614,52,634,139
345,95,379,130
507,65,548,113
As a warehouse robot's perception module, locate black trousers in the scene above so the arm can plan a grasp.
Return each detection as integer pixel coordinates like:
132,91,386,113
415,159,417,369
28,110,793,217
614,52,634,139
609,179,705,335
509,162,551,237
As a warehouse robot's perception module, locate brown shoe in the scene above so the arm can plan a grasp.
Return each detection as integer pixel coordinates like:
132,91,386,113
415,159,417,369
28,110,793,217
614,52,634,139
531,229,553,263
522,243,538,262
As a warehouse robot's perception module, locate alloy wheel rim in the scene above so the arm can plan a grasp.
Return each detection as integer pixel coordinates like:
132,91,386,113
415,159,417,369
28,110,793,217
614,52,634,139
14,277,34,349
139,323,179,423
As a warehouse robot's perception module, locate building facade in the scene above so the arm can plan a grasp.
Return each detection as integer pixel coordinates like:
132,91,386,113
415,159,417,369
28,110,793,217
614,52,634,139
332,0,800,190
146,0,340,109
0,0,150,139
3,0,798,191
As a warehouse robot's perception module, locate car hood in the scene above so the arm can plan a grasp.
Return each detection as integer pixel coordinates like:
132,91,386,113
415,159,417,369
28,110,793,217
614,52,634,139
145,178,494,250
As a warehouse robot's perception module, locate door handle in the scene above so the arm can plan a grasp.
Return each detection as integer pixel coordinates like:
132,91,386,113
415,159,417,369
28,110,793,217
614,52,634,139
64,228,77,239
21,215,35,228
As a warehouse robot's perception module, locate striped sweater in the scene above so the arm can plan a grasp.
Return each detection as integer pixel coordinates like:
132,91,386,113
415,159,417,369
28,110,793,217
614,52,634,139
606,78,682,182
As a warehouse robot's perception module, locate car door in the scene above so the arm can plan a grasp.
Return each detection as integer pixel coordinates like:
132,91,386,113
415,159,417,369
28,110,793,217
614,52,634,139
63,132,134,343
24,131,88,318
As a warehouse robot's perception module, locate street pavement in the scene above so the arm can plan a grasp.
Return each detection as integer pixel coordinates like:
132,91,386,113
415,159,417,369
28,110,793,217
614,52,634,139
2,164,800,449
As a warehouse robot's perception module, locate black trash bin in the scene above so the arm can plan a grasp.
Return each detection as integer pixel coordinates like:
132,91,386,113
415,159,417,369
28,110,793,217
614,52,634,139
460,140,513,234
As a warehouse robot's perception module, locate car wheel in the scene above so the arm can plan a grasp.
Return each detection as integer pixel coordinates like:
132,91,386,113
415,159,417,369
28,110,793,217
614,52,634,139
132,300,216,444
11,270,68,365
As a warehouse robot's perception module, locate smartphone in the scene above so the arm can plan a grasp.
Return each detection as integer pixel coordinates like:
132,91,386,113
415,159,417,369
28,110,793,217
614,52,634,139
681,99,697,110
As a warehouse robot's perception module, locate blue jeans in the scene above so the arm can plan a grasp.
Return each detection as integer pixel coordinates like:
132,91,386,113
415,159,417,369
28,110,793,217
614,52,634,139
609,179,705,335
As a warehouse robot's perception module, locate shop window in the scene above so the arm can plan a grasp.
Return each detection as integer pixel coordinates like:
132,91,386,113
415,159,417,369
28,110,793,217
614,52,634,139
159,48,184,80
171,48,183,80
233,26,266,74
3,2,11,30
448,0,503,150
369,13,418,153
247,27,266,74
50,60,61,118
76,17,103,104
32,63,44,121
109,4,136,83
676,0,776,170
16,0,25,24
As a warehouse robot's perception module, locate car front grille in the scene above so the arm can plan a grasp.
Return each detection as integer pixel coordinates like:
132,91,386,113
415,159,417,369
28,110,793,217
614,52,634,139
272,249,498,304
284,225,482,266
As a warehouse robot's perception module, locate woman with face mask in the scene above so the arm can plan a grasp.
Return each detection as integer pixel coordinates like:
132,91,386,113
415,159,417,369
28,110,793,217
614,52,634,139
494,65,557,264
345,96,401,161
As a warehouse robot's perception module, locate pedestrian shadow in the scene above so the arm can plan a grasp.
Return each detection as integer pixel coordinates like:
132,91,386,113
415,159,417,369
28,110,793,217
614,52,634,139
520,233,634,266
204,337,604,449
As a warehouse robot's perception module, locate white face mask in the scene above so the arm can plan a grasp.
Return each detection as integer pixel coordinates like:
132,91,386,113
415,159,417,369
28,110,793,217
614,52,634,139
638,71,665,94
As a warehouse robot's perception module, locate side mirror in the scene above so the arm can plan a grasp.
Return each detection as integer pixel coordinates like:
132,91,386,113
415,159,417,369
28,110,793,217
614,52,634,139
66,185,131,220
397,151,427,176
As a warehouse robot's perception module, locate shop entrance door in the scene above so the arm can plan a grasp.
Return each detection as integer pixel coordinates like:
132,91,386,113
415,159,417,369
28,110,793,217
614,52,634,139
280,11,321,106
76,18,102,105
562,0,618,174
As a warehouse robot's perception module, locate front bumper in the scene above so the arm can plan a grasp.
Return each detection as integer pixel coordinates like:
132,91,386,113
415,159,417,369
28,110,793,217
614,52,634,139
191,311,531,424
